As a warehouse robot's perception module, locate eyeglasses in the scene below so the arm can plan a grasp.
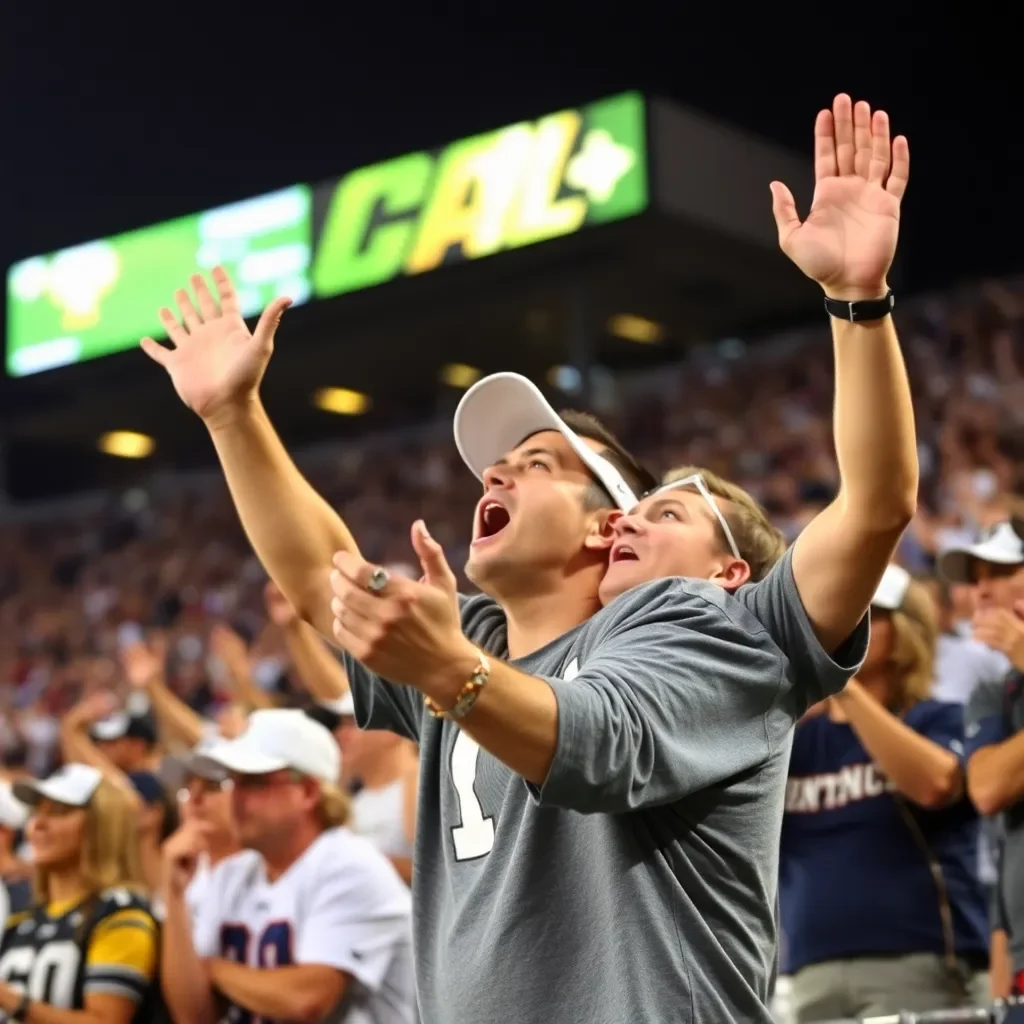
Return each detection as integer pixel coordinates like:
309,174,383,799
177,776,231,803
641,474,742,561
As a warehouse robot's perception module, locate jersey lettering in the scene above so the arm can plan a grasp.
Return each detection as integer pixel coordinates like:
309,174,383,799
785,762,896,813
219,921,294,1024
0,939,80,1007
449,731,495,860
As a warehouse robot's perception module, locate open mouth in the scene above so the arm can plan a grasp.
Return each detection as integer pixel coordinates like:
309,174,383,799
611,544,639,563
473,499,512,545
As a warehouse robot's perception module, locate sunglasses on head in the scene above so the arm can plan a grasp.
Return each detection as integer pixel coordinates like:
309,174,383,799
640,473,742,561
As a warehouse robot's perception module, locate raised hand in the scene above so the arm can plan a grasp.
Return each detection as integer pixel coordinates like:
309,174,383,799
770,94,909,300
140,267,292,424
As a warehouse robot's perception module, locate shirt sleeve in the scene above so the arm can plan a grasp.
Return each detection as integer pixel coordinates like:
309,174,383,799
734,546,870,707
533,578,787,814
342,592,503,742
340,653,423,743
965,675,1012,759
295,847,412,993
85,907,159,1005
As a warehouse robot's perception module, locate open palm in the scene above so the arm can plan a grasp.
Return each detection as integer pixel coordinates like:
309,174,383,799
770,94,909,299
140,266,291,422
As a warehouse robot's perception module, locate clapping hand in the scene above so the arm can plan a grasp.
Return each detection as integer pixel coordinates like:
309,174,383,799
770,93,909,301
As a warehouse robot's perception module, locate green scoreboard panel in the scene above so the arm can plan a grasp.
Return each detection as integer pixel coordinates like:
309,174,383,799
6,92,647,377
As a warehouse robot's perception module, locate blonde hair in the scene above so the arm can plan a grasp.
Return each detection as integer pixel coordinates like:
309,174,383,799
319,783,352,830
33,777,146,903
662,466,787,581
887,577,939,709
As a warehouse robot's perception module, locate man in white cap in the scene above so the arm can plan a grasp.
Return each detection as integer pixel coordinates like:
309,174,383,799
143,94,913,1023
160,708,414,1024
957,519,1024,1000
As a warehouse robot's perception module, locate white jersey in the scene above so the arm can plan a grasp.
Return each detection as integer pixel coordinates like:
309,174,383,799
193,827,415,1024
353,781,413,859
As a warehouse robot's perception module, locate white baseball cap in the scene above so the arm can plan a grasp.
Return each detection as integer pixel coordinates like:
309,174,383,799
14,764,103,809
453,372,639,512
872,564,912,611
193,709,340,786
0,783,29,830
938,522,1024,584
162,736,230,787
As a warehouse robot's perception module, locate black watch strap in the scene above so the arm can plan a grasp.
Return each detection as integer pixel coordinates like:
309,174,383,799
823,288,894,322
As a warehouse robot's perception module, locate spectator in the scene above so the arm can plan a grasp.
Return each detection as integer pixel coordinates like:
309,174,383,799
0,783,31,918
0,764,163,1020
781,565,989,1020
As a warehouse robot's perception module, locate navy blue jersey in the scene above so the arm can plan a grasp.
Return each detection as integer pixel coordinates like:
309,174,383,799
780,699,988,974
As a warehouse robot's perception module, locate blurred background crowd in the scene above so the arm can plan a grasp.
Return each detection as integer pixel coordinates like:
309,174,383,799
0,268,1021,1024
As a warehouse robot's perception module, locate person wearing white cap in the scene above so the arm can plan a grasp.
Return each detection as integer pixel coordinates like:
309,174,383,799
939,519,1024,671
961,519,1024,1004
780,565,988,1019
0,783,31,927
0,764,163,1022
160,708,414,1024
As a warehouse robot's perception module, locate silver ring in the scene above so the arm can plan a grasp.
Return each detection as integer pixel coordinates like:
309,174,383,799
366,567,390,594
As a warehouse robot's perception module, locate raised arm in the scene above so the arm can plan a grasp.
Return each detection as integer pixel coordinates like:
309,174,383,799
140,268,358,638
770,94,917,653
830,681,962,808
265,582,351,702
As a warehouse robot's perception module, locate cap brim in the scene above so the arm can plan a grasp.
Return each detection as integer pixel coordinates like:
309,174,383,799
191,738,289,778
453,373,638,512
13,778,88,808
938,542,1024,584
161,749,227,787
90,715,129,742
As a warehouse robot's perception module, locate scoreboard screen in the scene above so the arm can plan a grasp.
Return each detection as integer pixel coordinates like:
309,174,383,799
6,92,646,377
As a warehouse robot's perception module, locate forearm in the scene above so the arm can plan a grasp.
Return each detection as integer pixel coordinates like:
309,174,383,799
2,999,104,1024
792,311,917,651
968,734,1024,815
837,682,961,807
146,678,206,748
283,621,351,701
424,652,558,786
206,959,342,1023
208,401,357,637
161,895,218,1024
221,661,274,711
991,929,1013,1000
831,311,918,524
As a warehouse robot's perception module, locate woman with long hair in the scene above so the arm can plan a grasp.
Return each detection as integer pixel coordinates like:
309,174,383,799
0,763,161,1023
781,565,990,1021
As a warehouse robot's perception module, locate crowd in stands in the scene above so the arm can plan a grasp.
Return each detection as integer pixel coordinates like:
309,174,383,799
0,271,1021,1022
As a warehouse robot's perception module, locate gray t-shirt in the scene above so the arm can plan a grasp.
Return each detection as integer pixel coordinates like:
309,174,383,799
343,548,867,1024
966,669,1024,966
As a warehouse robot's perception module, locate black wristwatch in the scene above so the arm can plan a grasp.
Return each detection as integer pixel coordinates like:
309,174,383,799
823,289,895,322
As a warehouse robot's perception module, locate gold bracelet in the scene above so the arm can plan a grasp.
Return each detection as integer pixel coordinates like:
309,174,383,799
425,652,491,720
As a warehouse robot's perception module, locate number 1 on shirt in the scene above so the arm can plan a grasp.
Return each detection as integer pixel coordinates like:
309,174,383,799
450,732,495,860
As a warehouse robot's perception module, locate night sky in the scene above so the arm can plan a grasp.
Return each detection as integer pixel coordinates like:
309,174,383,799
0,9,1020,299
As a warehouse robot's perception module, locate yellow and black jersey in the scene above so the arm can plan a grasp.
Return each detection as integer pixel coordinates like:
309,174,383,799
0,887,161,1021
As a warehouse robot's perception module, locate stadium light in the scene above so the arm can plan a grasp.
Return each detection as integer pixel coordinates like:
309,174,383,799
440,363,481,389
313,387,371,415
608,313,663,344
98,431,155,459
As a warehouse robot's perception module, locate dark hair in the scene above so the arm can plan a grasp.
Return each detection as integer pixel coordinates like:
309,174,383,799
558,410,657,510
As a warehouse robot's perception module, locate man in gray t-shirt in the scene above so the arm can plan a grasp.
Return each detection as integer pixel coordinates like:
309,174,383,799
341,550,867,1024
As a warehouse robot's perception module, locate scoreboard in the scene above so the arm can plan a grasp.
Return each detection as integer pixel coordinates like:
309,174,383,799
6,92,647,377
